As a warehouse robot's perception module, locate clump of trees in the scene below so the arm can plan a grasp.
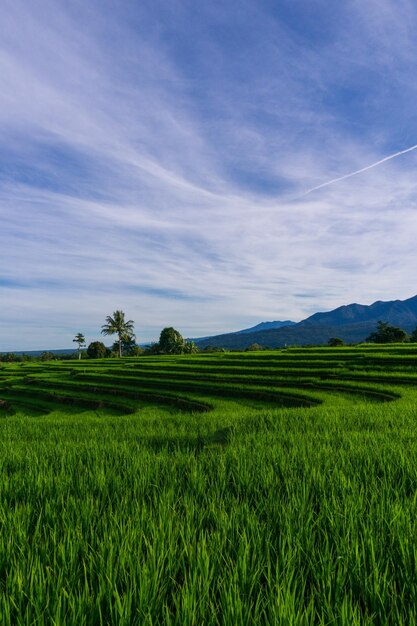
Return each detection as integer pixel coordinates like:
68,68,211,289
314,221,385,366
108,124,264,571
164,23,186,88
152,327,198,355
77,315,198,359
0,353,20,362
202,346,227,353
246,343,264,351
328,337,344,347
366,321,409,344
110,333,139,357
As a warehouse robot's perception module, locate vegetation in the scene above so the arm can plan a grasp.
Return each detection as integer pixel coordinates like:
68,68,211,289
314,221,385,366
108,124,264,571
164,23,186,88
72,332,86,360
245,342,264,351
328,336,344,346
101,310,135,357
40,351,56,361
87,341,109,359
111,333,138,357
366,320,409,343
1,344,417,623
155,327,198,355
158,326,185,354
4,318,415,365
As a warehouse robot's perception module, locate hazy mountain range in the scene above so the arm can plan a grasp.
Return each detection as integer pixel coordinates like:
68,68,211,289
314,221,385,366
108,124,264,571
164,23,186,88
194,295,417,349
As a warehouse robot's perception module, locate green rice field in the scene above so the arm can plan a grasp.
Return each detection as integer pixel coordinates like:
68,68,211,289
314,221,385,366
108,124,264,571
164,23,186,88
1,344,417,625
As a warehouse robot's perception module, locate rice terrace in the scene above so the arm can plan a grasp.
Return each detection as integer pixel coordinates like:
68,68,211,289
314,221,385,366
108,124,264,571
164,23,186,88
2,344,417,624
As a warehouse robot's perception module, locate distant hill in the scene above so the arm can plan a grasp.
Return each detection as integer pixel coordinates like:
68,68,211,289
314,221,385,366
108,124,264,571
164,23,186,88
195,322,376,350
195,295,417,349
3,349,78,357
236,320,296,334
299,295,417,329
188,320,295,343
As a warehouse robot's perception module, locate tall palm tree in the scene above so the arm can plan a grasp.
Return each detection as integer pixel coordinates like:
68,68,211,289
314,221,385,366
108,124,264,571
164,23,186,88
101,310,135,357
72,332,86,360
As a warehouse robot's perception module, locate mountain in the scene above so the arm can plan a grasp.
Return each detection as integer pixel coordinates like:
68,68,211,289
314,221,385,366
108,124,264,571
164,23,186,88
188,320,295,343
236,320,296,334
299,295,417,329
194,295,417,349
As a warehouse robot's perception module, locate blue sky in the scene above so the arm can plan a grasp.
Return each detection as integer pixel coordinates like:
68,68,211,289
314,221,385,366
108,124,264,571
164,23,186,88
2,0,417,350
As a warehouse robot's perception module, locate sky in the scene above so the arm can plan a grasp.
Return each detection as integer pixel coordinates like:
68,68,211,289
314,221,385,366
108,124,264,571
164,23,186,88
2,0,417,350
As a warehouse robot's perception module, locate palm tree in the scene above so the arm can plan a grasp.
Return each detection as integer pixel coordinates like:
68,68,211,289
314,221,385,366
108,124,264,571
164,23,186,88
72,332,86,360
101,310,135,357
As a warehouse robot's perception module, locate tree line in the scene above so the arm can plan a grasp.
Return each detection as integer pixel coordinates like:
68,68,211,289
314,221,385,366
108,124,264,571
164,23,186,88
2,316,417,363
81,316,417,357
328,321,417,347
72,310,198,360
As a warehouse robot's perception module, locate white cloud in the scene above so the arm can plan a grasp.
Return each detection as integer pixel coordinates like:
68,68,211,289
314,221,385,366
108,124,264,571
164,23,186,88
1,0,417,350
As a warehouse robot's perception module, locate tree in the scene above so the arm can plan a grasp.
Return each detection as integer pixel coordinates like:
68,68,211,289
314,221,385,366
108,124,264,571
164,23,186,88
40,351,55,361
152,330,199,355
246,343,263,351
111,332,137,357
129,345,145,356
73,332,86,360
410,326,417,343
158,327,186,354
328,337,344,347
101,310,135,357
87,341,108,359
366,320,408,344
183,340,199,354
143,343,161,355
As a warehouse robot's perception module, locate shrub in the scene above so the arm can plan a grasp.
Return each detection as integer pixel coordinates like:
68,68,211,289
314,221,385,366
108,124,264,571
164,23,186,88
246,343,263,351
87,341,108,359
328,337,344,347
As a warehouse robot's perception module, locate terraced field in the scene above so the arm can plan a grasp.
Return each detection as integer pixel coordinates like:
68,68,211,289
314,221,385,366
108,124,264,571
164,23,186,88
2,344,414,416
1,345,417,625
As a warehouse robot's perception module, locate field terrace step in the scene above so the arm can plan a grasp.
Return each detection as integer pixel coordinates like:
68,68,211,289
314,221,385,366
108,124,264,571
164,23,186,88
18,379,212,414
72,369,401,404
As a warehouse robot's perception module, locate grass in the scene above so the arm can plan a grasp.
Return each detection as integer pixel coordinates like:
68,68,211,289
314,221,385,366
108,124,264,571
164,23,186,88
1,345,417,624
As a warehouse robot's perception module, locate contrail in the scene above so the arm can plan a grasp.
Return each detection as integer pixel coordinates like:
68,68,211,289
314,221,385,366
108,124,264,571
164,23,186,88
299,142,417,197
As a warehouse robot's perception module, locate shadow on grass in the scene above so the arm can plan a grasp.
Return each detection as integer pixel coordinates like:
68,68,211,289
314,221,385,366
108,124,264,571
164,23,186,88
143,426,234,453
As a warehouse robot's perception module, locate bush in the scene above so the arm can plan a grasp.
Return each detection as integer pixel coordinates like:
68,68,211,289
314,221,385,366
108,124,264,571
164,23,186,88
202,346,227,353
87,341,109,359
246,343,263,351
328,337,344,347
183,341,199,354
129,346,145,356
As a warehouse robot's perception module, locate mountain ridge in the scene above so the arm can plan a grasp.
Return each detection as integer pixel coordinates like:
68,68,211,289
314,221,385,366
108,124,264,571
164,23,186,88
299,295,417,328
236,320,296,334
195,295,417,349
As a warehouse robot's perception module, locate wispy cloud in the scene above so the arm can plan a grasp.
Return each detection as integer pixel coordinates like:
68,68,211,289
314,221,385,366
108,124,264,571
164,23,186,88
2,0,417,350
